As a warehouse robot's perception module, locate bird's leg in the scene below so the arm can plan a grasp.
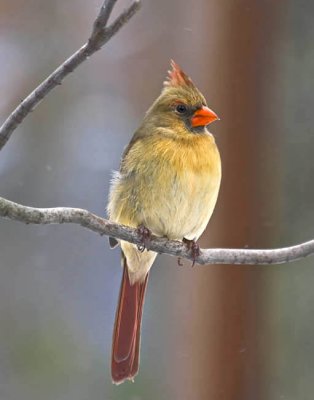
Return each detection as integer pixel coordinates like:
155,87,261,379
136,224,152,252
183,238,200,267
177,257,184,266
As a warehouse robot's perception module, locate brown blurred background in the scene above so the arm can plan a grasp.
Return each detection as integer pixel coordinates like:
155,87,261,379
1,0,314,399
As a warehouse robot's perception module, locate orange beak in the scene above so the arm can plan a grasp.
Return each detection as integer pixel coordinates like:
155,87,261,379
191,106,219,128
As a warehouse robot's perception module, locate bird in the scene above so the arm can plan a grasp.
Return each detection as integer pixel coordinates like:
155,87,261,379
107,60,221,384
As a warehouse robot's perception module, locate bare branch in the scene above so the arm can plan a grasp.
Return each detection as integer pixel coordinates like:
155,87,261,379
0,0,141,150
1,196,314,266
92,0,118,34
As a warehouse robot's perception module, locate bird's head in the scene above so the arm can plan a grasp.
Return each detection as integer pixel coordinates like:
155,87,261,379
143,60,219,136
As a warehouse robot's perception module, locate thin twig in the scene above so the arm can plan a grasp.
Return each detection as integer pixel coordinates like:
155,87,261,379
1,196,313,266
0,0,141,150
92,0,118,35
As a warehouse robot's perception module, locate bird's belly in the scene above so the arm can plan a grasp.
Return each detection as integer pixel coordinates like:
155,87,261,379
139,168,220,240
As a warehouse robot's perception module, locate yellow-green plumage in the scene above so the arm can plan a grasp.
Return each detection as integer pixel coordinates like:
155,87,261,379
108,62,221,283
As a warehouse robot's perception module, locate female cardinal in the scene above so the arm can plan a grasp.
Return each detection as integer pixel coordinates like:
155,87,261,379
107,60,221,384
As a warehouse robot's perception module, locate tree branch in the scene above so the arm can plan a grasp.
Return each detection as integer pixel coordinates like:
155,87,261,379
1,196,314,266
0,0,141,151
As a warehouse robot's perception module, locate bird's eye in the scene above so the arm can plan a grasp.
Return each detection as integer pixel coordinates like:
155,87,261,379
175,104,187,114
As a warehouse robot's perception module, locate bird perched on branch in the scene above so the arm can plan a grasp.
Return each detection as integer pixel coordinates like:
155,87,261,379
107,60,221,384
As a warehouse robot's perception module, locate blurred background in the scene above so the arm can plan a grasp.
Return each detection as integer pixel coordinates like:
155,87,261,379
0,0,314,399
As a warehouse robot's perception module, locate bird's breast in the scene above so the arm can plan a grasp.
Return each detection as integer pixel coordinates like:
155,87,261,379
108,133,221,241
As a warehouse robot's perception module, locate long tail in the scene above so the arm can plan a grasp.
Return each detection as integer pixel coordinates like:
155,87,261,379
111,257,149,384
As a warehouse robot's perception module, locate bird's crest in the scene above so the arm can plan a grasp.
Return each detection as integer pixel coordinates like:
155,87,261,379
163,60,194,88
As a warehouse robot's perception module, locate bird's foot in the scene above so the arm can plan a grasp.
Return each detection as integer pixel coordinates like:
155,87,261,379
177,257,184,266
183,238,200,267
136,225,152,252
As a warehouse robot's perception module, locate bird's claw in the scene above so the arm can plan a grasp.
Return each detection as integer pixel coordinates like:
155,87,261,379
136,225,152,252
177,257,183,266
183,238,200,267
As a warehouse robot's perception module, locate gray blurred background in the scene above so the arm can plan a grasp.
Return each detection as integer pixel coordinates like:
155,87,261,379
1,0,314,399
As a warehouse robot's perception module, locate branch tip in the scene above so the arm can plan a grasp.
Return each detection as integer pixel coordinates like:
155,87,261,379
0,0,142,151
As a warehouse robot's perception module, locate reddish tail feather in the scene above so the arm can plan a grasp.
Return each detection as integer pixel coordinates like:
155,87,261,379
111,257,149,384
